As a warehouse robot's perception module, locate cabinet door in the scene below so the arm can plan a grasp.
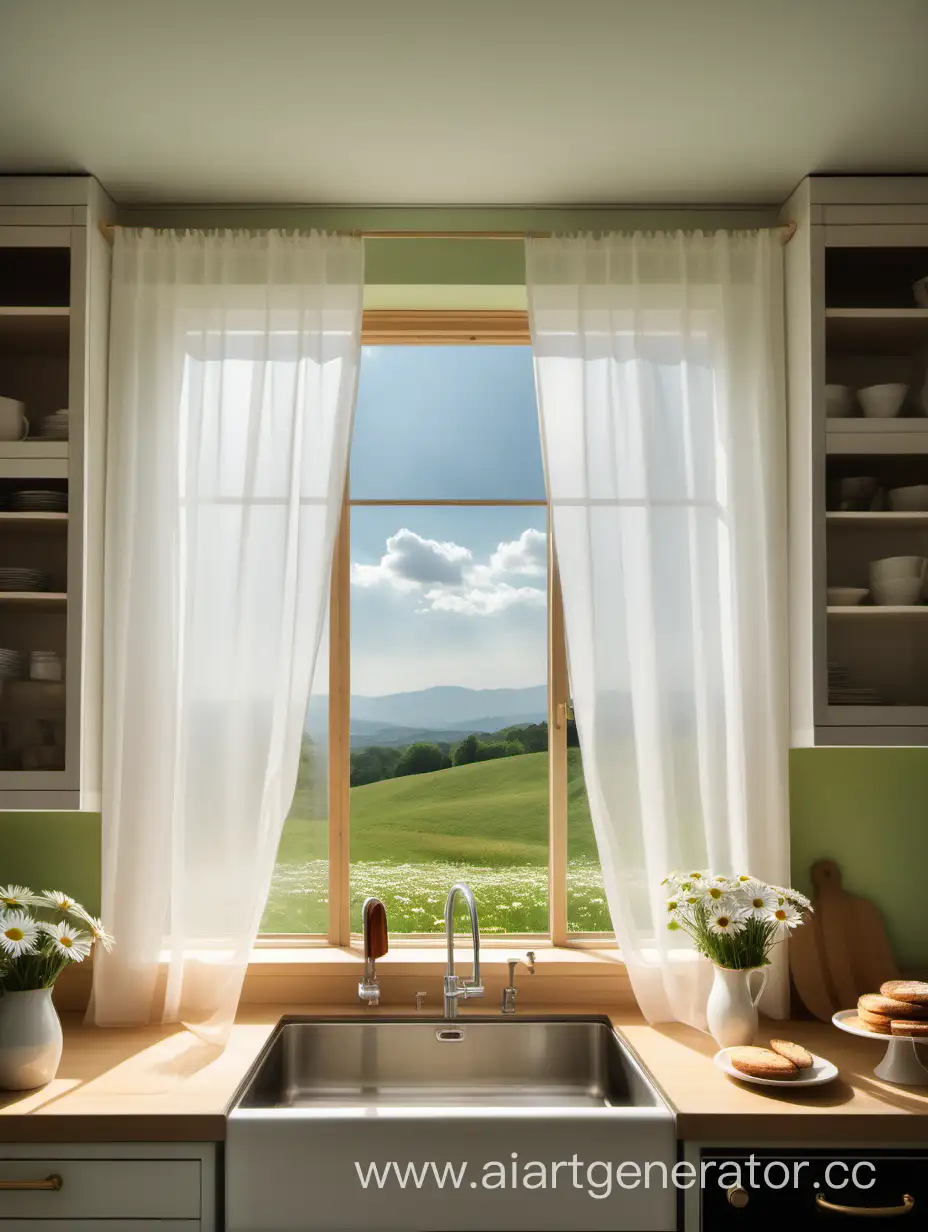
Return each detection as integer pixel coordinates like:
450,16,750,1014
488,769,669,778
699,1150,926,1229
0,1158,200,1220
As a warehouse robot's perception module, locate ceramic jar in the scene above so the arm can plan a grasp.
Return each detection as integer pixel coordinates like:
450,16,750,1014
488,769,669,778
0,987,63,1090
706,964,769,1048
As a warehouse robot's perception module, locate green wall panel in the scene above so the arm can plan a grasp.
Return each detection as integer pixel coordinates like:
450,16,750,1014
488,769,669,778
0,811,101,917
790,748,928,969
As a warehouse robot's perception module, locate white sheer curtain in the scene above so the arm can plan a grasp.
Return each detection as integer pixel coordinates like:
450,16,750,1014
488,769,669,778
527,231,789,1028
91,229,363,1041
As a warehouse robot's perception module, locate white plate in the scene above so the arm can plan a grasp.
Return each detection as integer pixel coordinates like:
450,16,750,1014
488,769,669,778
714,1047,839,1087
832,1008,928,1043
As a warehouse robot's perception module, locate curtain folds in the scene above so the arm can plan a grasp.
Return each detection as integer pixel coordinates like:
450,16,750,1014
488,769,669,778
91,229,363,1041
527,231,789,1028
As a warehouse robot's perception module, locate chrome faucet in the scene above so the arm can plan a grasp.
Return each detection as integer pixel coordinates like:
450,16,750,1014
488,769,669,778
358,897,388,1006
501,951,535,1013
443,882,483,1018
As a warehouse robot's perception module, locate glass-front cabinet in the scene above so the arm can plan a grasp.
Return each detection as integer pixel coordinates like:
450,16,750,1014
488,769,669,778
0,178,112,806
784,175,928,745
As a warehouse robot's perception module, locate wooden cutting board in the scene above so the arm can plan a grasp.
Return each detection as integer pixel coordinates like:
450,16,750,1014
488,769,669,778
791,859,899,1020
790,866,840,1021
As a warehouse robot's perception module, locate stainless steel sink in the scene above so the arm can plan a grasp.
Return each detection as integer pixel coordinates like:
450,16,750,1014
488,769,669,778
227,1016,675,1231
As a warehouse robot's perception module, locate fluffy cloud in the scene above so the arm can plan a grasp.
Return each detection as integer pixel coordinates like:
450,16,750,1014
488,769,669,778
351,529,472,592
352,527,546,616
489,528,547,577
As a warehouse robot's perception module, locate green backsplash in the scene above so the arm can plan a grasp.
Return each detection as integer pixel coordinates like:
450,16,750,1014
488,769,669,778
2,748,925,965
0,811,101,916
790,748,928,970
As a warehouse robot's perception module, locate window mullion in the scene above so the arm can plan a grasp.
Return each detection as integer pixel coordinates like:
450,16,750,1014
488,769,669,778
328,489,351,946
548,533,568,945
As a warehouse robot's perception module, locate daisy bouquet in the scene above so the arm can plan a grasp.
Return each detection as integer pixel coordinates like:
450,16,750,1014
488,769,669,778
663,871,811,970
0,885,113,992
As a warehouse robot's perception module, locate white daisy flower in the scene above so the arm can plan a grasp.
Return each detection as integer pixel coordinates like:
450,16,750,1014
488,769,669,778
42,920,91,962
0,884,38,909
0,910,40,957
734,873,754,885
38,890,80,914
75,913,115,952
769,902,802,930
666,896,682,914
772,884,812,912
703,882,730,903
741,885,779,920
707,904,747,937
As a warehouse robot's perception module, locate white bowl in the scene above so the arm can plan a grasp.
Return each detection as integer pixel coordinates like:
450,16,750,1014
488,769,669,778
858,383,909,418
871,577,923,606
825,384,852,418
827,587,868,606
889,485,928,512
870,555,927,582
913,277,928,308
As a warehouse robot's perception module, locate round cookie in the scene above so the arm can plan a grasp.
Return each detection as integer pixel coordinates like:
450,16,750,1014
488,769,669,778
860,992,928,1020
881,980,928,1007
769,1039,813,1069
890,1019,928,1038
857,1003,893,1033
728,1047,799,1079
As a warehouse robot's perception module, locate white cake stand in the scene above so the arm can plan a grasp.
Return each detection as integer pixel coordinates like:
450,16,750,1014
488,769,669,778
833,1010,928,1086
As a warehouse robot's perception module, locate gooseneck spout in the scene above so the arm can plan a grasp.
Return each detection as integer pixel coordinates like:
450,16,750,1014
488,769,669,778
443,882,483,1019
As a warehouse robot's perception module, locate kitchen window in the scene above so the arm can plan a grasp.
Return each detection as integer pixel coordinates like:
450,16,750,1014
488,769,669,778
260,312,610,945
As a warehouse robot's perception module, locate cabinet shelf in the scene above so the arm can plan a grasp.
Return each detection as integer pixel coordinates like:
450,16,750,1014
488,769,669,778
825,307,928,353
0,511,68,526
0,306,70,351
827,604,928,617
0,591,66,608
826,511,928,527
826,419,928,455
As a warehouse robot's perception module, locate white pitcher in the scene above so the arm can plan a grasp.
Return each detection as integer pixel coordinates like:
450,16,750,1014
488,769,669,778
706,965,769,1048
0,988,63,1090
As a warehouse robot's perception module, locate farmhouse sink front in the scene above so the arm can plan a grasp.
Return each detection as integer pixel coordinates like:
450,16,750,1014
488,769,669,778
227,1016,675,1231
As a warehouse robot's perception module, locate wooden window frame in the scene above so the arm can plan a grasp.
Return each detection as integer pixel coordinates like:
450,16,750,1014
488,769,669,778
265,311,612,949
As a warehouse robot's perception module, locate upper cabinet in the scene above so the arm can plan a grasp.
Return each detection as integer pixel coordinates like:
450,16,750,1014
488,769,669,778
0,178,113,807
783,176,928,746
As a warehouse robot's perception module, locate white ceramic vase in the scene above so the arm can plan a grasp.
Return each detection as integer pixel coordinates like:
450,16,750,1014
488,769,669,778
0,988,63,1090
706,965,768,1048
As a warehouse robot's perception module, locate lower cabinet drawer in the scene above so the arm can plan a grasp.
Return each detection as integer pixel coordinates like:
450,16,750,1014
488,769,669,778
0,1159,201,1220
0,1223,200,1230
699,1150,926,1230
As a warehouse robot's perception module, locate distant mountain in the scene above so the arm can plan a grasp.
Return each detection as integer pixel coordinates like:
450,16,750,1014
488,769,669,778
306,685,547,739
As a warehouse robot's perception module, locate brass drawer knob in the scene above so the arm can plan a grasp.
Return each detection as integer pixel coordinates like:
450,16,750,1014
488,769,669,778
727,1185,750,1209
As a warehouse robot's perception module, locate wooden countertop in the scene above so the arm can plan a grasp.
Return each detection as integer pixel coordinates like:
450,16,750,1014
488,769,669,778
614,1013,928,1143
0,1005,926,1144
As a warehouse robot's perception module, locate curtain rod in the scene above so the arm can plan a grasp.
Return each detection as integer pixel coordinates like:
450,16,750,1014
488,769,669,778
98,221,798,245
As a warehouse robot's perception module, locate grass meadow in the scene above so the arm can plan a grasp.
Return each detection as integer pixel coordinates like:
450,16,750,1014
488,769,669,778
261,748,612,934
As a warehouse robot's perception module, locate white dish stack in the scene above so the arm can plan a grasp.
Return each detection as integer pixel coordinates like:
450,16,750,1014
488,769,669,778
828,661,881,706
40,408,69,440
0,649,22,680
9,489,67,512
0,567,51,593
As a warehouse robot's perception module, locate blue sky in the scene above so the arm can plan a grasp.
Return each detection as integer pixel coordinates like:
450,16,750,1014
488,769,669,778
347,347,548,696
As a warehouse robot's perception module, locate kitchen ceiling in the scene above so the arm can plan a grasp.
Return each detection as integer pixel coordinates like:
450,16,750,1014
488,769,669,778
1,0,927,206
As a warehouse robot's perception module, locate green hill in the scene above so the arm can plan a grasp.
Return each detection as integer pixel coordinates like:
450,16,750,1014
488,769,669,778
275,748,596,866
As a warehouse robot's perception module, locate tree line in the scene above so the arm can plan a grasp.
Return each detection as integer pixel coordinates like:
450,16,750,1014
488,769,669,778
349,720,578,787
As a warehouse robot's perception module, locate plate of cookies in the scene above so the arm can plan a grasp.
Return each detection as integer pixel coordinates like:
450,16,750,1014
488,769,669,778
837,981,928,1040
714,1039,839,1088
